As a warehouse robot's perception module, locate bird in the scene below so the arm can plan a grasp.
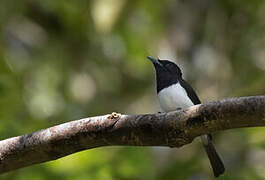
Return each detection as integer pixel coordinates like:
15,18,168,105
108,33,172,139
147,56,225,177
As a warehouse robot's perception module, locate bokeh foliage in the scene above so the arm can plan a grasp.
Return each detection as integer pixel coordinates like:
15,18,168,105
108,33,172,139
0,0,264,179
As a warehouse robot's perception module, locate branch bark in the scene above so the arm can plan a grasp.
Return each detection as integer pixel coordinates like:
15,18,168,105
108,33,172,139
0,96,264,174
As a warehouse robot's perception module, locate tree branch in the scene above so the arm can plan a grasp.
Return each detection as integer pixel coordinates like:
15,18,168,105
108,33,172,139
0,96,264,174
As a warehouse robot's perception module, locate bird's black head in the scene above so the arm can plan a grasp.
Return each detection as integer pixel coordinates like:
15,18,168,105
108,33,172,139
147,56,183,93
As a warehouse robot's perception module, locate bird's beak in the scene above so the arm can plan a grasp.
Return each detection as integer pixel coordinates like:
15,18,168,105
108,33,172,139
147,56,163,66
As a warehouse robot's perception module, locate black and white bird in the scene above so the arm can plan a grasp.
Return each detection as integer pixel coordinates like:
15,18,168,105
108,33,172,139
147,56,225,177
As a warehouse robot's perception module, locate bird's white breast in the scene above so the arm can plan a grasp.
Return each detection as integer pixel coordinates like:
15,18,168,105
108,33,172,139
157,83,194,112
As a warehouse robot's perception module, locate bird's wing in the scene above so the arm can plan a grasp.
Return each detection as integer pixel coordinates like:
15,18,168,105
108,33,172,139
180,79,201,105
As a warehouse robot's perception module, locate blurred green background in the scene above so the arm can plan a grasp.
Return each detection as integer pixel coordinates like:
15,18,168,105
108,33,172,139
0,0,265,179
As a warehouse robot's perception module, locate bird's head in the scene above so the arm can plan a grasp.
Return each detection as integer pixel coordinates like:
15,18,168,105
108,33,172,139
147,56,183,92
147,56,182,78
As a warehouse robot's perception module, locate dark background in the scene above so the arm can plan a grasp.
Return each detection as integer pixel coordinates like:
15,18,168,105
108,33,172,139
0,0,265,179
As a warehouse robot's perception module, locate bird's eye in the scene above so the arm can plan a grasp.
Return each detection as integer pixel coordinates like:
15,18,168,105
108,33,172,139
165,64,171,69
164,64,173,72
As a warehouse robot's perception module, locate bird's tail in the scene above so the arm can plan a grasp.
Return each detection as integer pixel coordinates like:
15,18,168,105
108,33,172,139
201,134,225,177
